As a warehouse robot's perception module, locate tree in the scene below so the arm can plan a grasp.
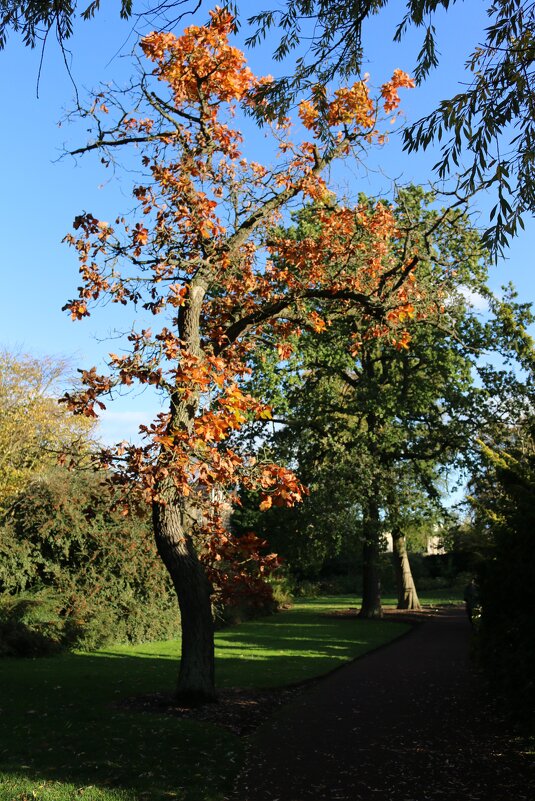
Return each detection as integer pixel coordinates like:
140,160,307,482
1,0,118,50
385,468,442,610
0,349,94,513
467,414,535,716
0,0,151,49
239,186,534,616
7,0,534,255
62,9,419,702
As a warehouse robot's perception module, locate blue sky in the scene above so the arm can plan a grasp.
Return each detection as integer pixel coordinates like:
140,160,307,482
1,1,533,444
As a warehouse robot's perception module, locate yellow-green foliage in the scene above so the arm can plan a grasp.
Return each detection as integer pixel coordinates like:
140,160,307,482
0,350,94,512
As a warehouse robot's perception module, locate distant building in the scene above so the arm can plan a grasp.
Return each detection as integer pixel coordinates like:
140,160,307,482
425,535,445,555
382,532,445,555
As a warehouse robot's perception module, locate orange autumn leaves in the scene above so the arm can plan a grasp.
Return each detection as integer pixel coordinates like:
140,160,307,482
298,69,415,137
267,202,420,350
141,8,268,107
63,6,419,561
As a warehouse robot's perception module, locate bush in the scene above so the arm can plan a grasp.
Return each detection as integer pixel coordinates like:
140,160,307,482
269,571,295,607
470,425,535,722
0,468,179,652
0,591,66,657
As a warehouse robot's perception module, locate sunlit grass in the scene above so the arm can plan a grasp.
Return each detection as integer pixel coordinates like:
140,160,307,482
383,588,463,606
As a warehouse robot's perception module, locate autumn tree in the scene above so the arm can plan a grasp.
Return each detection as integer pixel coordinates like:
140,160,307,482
61,8,420,702
8,0,534,255
0,349,94,513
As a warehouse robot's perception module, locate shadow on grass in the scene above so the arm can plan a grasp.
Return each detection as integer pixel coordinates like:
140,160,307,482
0,650,240,801
0,611,409,800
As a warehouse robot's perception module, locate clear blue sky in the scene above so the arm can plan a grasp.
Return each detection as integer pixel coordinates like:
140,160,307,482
1,1,533,444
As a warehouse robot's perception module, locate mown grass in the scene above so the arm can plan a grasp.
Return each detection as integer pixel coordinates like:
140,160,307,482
0,597,409,801
383,588,464,606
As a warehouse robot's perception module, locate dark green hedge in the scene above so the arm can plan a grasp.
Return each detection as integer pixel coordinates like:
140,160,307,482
474,428,535,721
0,468,179,654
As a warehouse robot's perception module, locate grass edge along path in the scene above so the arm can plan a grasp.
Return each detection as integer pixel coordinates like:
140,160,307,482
0,596,426,801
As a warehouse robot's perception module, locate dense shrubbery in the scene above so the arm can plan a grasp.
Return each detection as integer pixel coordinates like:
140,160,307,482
469,424,535,720
0,468,179,654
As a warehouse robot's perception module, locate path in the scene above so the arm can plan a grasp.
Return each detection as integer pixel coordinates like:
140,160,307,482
230,607,533,801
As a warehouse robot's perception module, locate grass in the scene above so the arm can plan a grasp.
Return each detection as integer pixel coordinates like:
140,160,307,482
383,588,464,606
0,596,409,801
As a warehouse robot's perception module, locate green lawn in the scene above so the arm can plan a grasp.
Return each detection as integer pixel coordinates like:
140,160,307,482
0,596,410,801
383,588,463,606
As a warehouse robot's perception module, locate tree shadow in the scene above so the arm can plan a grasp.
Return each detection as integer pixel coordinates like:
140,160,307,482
0,650,240,800
0,614,407,799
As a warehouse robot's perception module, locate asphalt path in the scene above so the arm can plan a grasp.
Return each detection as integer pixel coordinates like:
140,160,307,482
230,607,534,801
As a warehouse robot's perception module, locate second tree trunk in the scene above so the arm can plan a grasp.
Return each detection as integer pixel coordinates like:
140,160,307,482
391,526,421,610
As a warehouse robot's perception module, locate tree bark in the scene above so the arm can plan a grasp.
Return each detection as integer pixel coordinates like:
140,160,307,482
392,526,421,610
359,497,383,618
153,495,216,704
151,279,217,704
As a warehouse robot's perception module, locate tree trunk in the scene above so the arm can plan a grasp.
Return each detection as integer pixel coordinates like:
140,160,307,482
392,526,421,610
359,497,383,619
153,496,216,705
151,278,216,705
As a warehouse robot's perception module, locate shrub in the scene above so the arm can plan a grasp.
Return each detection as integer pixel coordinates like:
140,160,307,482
470,424,535,721
0,468,179,652
268,570,295,607
0,590,66,657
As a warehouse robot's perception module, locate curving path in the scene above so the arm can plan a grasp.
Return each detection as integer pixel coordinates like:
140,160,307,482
229,607,534,801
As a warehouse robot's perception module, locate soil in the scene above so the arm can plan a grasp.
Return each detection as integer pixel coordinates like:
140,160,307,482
117,683,309,737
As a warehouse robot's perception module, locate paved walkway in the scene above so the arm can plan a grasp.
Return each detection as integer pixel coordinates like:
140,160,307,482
230,607,534,801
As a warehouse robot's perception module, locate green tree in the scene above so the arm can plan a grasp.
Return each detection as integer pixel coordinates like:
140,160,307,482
240,187,534,616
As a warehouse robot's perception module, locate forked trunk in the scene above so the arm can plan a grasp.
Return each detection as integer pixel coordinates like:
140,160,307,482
359,498,383,619
153,497,216,705
392,526,421,611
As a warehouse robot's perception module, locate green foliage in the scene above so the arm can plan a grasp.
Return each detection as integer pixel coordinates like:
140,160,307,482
0,590,65,657
237,187,518,584
469,421,535,719
267,570,295,606
404,0,535,255
233,483,360,580
235,187,535,620
0,468,178,653
0,0,131,49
